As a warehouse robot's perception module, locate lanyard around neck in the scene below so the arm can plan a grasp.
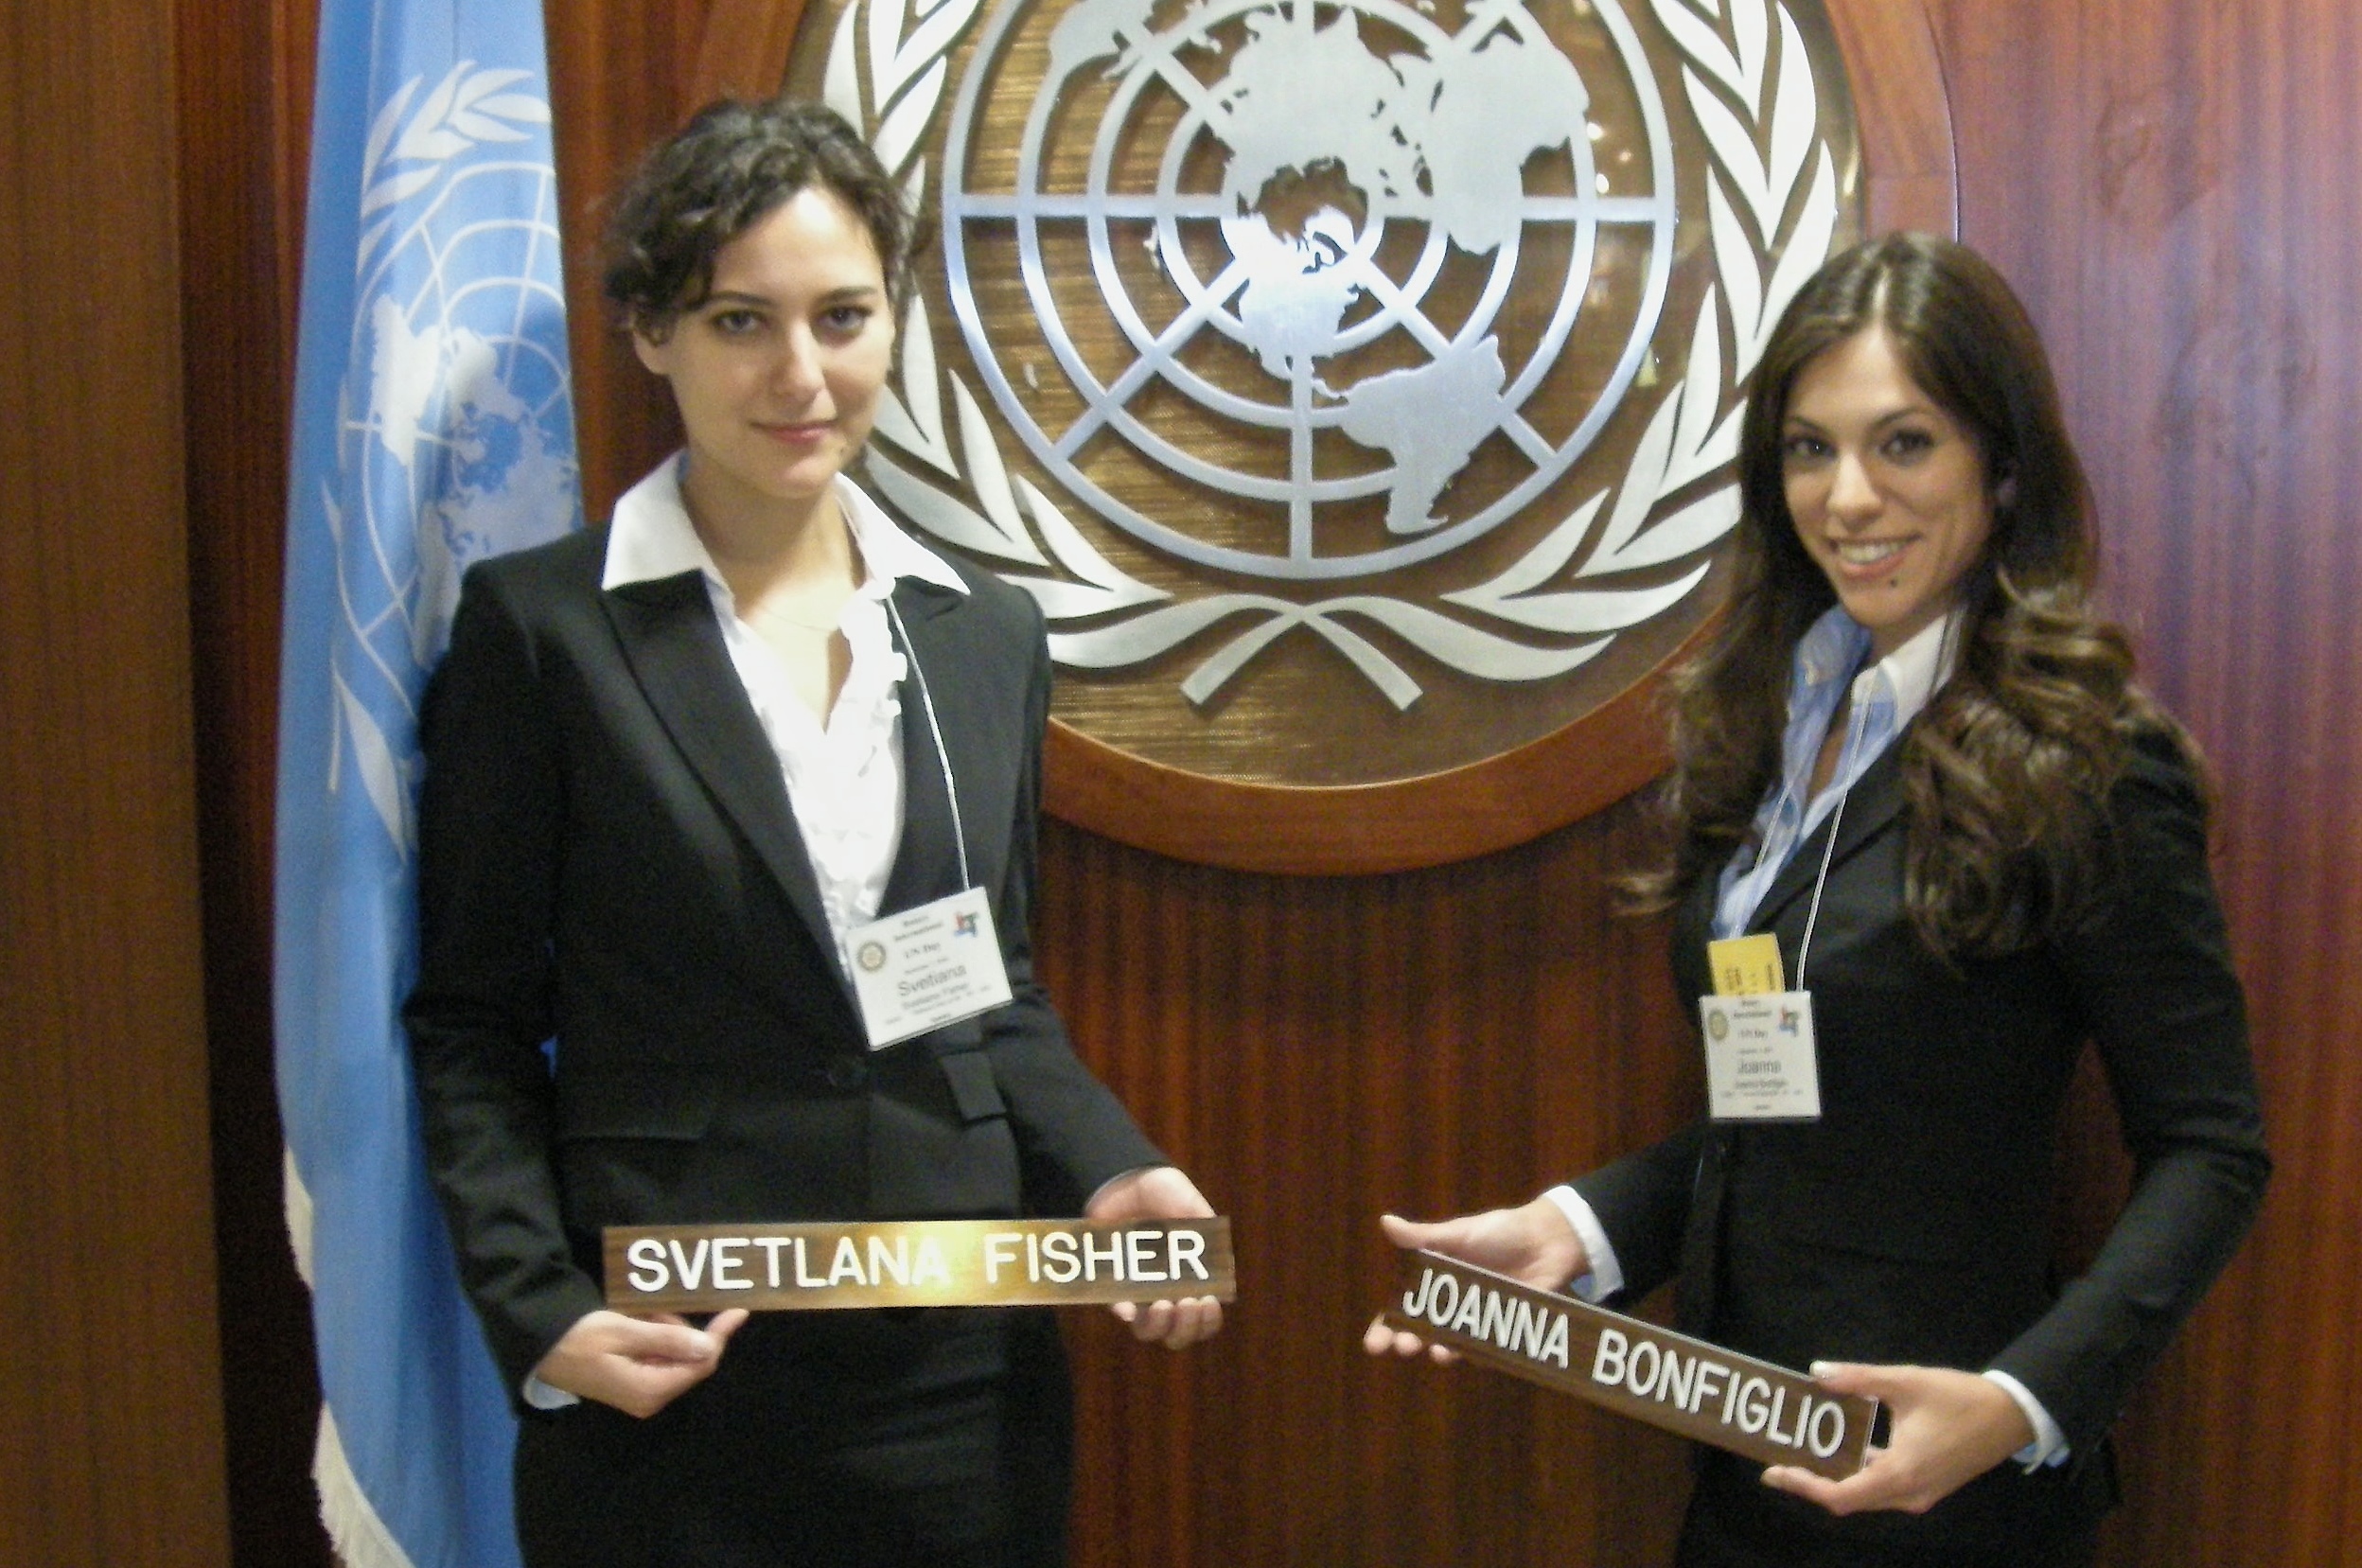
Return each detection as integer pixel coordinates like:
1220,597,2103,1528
1792,681,1871,993
883,595,972,891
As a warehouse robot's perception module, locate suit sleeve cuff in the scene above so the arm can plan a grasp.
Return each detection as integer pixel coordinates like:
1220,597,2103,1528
1982,1368,2070,1469
1541,1185,1624,1301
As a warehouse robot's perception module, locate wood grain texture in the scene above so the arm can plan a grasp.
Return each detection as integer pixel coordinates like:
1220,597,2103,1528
1824,0,1957,236
174,0,330,1559
1039,805,1705,1564
1930,1,2362,1560
0,0,230,1564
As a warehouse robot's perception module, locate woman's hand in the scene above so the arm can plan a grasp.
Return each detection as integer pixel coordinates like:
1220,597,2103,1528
532,1308,750,1418
1760,1362,2036,1515
1084,1165,1225,1349
1361,1199,1588,1362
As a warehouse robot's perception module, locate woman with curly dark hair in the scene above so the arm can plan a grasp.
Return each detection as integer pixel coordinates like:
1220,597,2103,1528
1369,234,2268,1567
407,98,1220,1568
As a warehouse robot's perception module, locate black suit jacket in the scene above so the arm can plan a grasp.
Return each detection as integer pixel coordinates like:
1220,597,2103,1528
404,523,1164,1401
1574,729,2268,1550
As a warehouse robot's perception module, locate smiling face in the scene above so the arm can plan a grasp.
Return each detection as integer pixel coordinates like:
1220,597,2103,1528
632,185,894,530
1780,326,1996,660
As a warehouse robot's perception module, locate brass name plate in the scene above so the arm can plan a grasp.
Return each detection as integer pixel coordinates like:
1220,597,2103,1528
1382,1251,1877,1478
603,1218,1235,1313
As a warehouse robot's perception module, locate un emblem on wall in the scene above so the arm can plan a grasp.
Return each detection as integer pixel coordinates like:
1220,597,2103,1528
773,0,1891,863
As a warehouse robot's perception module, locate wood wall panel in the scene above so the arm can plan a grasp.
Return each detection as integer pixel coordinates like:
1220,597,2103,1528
167,0,2362,1564
0,0,229,1564
1040,807,1705,1564
1931,3,2362,1562
174,0,329,1558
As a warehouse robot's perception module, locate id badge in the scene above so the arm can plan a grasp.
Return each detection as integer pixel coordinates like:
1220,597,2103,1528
1700,991,1822,1121
846,886,1015,1049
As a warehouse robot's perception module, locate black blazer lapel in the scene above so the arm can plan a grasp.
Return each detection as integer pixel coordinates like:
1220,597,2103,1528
599,573,841,961
879,577,973,914
1749,739,1910,934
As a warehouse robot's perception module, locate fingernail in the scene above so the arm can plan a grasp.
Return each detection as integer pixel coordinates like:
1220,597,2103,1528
1809,1361,1835,1377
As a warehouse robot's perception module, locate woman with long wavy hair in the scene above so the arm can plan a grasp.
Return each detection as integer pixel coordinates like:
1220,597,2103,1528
1367,234,2268,1567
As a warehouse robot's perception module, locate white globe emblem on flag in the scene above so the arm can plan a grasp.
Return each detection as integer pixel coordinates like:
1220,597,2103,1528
322,63,581,857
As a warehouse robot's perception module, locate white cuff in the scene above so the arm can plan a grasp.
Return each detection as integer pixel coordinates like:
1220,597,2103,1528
522,1371,580,1410
1540,1185,1625,1302
1981,1368,2069,1469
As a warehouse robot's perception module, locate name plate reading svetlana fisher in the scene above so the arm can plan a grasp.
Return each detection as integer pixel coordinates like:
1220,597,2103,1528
1382,1251,1877,1479
603,1218,1235,1313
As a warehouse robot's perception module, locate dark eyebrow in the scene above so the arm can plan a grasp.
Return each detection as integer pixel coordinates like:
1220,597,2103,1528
699,284,883,312
1781,404,1941,435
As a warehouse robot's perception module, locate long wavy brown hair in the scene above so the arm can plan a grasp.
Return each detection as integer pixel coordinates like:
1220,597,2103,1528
1627,234,2195,957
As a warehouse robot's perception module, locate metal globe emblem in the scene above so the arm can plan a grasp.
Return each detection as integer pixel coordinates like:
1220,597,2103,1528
822,0,1855,790
942,0,1677,582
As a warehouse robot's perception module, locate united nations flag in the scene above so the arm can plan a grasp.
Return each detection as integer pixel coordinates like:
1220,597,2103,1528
274,0,579,1561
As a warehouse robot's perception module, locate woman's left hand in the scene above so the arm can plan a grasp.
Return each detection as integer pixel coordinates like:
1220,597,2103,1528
1759,1362,2036,1516
1084,1165,1225,1349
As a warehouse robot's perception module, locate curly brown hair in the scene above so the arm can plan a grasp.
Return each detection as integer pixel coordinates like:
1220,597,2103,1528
601,97,918,341
1627,234,2196,956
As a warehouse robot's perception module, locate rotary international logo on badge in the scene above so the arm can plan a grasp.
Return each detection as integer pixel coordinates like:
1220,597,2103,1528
784,0,1862,788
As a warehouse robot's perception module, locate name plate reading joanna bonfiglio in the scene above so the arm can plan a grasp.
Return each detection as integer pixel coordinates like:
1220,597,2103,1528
604,1218,1235,1313
1382,1251,1877,1479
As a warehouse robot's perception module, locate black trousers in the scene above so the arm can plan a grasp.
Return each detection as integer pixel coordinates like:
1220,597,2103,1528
513,1307,1072,1568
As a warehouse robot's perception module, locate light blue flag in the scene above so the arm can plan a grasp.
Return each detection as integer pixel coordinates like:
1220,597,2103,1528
275,0,580,1561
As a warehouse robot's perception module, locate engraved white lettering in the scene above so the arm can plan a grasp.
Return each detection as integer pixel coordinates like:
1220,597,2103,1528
1042,1229,1081,1283
868,1235,910,1286
1403,1265,1436,1320
1592,1326,1629,1385
1168,1229,1210,1281
1807,1399,1846,1458
1126,1230,1168,1282
1736,1376,1772,1434
1083,1230,1125,1282
666,1238,710,1292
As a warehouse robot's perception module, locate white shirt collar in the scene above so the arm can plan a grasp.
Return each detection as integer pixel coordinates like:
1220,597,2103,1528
1855,603,1965,721
1790,602,1964,723
600,453,969,600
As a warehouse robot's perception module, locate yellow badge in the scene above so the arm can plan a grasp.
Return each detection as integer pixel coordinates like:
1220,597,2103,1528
1706,933,1785,997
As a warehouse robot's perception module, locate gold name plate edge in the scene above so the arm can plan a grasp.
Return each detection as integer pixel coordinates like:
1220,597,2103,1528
602,1216,1236,1313
1382,1249,1877,1480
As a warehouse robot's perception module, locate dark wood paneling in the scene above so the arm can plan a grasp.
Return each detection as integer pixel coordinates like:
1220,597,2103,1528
174,0,328,1558
1041,806,1705,1564
1932,3,2362,1561
548,0,719,524
0,0,229,1564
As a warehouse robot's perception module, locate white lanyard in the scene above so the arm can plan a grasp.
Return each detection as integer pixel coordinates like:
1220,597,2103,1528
884,594,971,890
1791,687,1870,992
845,595,1010,1050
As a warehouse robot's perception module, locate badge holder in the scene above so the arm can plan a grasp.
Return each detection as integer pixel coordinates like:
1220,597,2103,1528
1701,731,1864,1124
844,601,1015,1050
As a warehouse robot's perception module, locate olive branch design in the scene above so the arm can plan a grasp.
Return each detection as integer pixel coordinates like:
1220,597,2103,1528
842,0,1839,708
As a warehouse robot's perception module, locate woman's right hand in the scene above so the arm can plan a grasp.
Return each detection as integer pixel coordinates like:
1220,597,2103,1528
533,1308,750,1418
1360,1199,1587,1362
